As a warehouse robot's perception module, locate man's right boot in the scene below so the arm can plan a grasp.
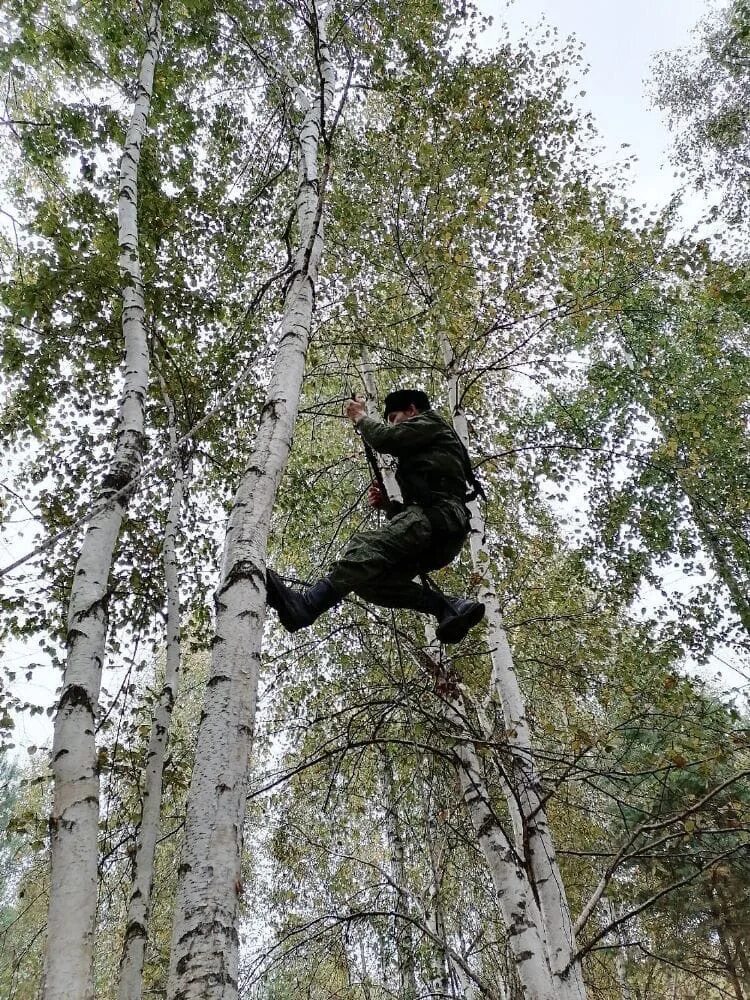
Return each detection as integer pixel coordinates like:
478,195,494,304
434,594,485,644
266,568,342,633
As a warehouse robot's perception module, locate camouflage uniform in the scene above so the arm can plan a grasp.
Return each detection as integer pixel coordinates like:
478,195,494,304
327,410,471,608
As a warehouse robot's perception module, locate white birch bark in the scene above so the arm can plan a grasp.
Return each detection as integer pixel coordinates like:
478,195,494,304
359,348,401,500
438,333,586,1000
119,390,185,1000
441,687,555,1000
419,765,452,1000
44,8,163,997
167,10,335,998
379,750,418,1000
603,898,634,1000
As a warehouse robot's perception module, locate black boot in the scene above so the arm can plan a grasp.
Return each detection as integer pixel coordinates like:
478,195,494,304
434,594,485,644
266,568,342,633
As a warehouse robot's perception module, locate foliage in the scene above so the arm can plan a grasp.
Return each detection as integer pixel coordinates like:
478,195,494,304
652,0,750,230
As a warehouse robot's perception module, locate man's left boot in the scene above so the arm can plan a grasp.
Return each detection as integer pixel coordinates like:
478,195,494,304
434,595,486,644
266,568,343,633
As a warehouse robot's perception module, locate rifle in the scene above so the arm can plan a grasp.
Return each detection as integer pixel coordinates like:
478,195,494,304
350,393,388,499
362,438,388,501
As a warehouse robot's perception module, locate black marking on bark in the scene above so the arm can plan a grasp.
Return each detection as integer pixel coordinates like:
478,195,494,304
207,674,230,688
58,684,95,715
477,813,497,842
261,398,283,420
218,560,264,595
176,917,239,952
172,969,238,997
217,782,231,794
123,919,148,943
242,463,265,477
69,593,110,630
101,469,135,495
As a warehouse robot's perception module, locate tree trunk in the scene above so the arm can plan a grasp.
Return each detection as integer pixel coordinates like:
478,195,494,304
166,9,335,998
119,390,186,1000
438,333,586,1000
603,898,634,1000
418,763,451,999
379,750,418,999
708,890,746,1000
446,692,557,1000
44,7,162,997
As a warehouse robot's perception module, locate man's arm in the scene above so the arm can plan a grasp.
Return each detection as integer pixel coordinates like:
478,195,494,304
358,414,442,456
343,396,441,455
342,395,441,456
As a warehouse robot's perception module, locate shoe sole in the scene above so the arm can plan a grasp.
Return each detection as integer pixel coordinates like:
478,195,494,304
436,603,486,644
265,571,303,633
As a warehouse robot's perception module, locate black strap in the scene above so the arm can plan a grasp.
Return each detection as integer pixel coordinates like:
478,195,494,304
456,435,486,503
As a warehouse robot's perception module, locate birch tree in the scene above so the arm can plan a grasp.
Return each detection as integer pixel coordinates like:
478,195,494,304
652,0,750,231
167,5,336,994
45,7,163,995
118,389,186,1000
439,334,586,999
2,3,749,997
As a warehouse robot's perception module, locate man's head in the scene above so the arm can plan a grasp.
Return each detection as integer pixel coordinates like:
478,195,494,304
383,389,431,425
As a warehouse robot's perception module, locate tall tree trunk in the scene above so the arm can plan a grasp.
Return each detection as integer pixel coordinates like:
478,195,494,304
379,749,418,1000
119,389,186,1000
602,898,634,1000
419,763,451,999
438,334,586,1000
166,9,335,997
444,690,556,1000
708,890,746,1000
44,8,163,997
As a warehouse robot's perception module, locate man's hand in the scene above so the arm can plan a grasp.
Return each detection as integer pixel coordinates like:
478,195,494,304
344,396,367,424
367,483,387,509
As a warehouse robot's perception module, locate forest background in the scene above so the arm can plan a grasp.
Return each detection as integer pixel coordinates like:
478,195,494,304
0,0,749,998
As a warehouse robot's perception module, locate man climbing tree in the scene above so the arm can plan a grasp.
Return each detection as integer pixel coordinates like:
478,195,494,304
267,389,486,642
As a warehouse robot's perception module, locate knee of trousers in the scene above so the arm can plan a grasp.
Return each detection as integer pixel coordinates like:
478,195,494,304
330,510,432,592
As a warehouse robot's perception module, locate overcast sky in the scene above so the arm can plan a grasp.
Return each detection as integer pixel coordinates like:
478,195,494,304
491,0,711,216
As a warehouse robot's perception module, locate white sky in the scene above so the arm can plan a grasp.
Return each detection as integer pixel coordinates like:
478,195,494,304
492,0,711,216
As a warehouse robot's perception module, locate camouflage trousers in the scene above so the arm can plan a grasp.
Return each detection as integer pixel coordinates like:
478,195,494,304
328,504,468,610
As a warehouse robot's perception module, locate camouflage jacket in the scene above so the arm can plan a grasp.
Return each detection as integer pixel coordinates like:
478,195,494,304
357,410,471,535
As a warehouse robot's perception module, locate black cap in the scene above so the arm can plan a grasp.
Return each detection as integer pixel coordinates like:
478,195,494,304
383,389,431,417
